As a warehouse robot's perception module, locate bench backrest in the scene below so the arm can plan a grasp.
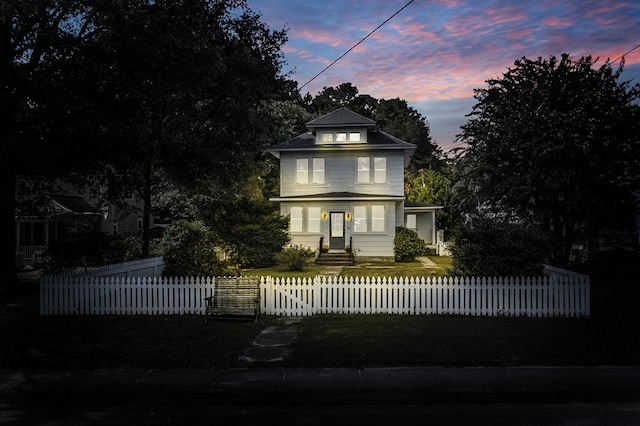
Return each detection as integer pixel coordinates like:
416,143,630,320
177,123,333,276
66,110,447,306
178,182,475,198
213,277,260,307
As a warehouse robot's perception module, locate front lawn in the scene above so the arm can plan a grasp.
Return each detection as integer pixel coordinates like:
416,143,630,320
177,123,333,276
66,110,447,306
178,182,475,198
243,256,452,278
3,256,635,370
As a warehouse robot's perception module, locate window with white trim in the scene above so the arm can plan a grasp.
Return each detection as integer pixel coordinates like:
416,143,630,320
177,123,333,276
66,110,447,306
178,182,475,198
296,157,325,184
308,206,321,233
357,157,370,183
374,157,387,183
296,158,308,184
312,158,325,184
357,156,387,184
371,205,386,232
353,205,367,232
290,207,303,232
406,214,417,230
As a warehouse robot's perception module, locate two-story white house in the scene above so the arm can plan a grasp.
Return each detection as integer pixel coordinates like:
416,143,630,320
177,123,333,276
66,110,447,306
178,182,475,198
268,107,441,262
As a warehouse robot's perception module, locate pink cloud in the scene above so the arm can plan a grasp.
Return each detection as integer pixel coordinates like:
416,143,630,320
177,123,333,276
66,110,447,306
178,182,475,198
543,16,576,26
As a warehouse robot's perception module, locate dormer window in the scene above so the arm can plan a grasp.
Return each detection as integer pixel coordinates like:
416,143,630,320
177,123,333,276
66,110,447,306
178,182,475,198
317,130,365,144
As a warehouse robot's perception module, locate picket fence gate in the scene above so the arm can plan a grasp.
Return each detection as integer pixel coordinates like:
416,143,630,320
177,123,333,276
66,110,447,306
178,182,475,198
40,274,589,317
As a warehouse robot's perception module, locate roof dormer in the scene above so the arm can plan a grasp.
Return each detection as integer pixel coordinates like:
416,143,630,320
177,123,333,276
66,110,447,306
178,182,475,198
306,107,376,145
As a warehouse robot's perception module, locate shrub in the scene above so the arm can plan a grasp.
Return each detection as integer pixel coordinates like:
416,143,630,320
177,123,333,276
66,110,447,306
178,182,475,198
45,222,111,271
161,220,229,277
102,236,142,265
448,216,548,276
209,198,290,268
275,245,315,271
394,227,426,262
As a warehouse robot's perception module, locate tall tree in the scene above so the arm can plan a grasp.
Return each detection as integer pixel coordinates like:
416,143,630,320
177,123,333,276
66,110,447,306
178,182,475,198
82,0,288,257
456,54,640,267
1,0,101,286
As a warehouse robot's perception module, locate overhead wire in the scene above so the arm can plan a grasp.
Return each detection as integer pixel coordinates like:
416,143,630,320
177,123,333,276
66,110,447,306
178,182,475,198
611,42,640,64
298,0,415,92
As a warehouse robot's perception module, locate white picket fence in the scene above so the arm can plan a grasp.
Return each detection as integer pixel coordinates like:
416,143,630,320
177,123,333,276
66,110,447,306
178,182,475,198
40,276,214,315
48,257,165,279
40,273,590,317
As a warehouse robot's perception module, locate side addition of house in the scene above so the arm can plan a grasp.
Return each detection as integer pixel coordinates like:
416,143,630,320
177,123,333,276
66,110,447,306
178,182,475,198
267,107,442,260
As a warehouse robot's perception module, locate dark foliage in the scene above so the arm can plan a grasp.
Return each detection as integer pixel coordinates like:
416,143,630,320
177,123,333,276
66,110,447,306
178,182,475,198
394,227,426,262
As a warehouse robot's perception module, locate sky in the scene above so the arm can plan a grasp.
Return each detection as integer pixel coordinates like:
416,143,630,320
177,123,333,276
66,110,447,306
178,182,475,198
247,0,640,150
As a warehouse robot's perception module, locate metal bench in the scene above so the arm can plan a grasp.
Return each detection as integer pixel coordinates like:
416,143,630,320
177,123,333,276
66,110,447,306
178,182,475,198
204,277,261,322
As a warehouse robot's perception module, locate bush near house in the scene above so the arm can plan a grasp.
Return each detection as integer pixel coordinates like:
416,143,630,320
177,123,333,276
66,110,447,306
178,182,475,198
394,227,426,262
161,220,232,277
448,216,548,276
275,244,316,271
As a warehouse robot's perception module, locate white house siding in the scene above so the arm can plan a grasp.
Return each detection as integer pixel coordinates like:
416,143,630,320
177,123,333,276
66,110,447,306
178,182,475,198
280,201,397,257
280,150,405,197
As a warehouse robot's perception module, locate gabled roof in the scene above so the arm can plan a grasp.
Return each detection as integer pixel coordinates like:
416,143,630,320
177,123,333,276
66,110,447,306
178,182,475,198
49,195,99,215
306,107,376,129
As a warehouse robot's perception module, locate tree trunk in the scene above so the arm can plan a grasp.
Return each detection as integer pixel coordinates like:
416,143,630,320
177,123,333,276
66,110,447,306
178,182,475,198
141,161,152,258
0,166,19,290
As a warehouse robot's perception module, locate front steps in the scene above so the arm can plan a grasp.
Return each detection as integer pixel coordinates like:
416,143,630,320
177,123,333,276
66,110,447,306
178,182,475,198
316,251,355,266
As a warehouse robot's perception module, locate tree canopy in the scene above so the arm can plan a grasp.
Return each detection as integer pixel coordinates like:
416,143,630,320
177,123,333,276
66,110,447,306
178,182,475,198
1,0,289,284
455,53,640,267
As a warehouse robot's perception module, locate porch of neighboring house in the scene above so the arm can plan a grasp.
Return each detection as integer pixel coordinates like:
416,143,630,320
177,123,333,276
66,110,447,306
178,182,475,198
15,195,102,269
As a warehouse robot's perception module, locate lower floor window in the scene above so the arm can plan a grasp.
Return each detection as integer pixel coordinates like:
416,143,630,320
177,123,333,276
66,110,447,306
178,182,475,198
290,206,321,233
353,204,386,233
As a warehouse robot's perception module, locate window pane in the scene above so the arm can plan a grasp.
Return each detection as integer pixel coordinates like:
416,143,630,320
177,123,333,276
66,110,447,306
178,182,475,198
374,157,386,183
290,207,303,232
322,133,333,142
336,132,347,142
312,158,325,184
296,158,308,184
353,206,367,232
349,132,361,142
371,205,385,232
357,157,370,183
406,214,416,229
308,207,321,233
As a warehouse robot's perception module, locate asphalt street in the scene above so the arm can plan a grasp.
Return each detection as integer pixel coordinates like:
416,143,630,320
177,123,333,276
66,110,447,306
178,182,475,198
2,367,640,425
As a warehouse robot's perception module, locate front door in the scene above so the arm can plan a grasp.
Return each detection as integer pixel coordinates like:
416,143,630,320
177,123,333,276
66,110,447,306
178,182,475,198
329,212,345,249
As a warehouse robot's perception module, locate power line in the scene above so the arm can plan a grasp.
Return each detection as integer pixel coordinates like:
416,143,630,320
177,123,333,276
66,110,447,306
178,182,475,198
298,0,415,92
611,42,640,64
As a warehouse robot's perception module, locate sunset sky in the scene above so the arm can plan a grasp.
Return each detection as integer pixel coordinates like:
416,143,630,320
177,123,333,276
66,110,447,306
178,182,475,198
248,0,640,149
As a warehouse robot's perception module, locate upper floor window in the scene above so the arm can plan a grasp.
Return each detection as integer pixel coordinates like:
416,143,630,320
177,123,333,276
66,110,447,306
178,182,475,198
312,158,325,184
296,158,308,184
357,156,387,184
318,131,363,144
296,157,325,184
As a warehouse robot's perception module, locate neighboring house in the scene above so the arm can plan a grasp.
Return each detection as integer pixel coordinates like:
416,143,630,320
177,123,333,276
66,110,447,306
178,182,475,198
267,107,442,261
15,184,156,268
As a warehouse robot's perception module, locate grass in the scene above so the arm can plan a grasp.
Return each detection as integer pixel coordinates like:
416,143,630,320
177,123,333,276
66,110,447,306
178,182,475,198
2,254,638,370
243,256,453,278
